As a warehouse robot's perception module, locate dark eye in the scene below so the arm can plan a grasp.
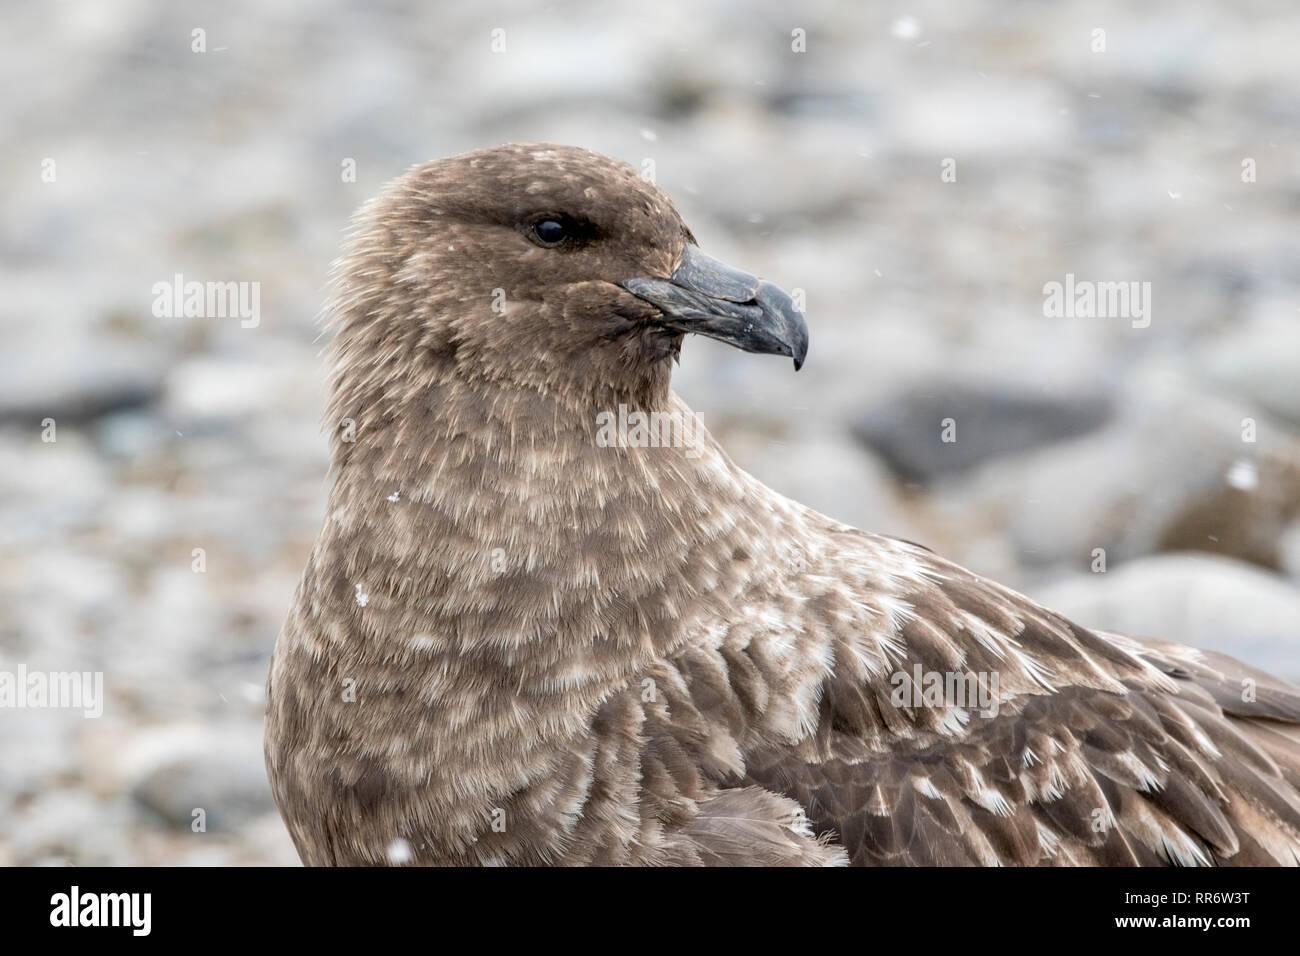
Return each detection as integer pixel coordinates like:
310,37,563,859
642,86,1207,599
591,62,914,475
530,218,569,247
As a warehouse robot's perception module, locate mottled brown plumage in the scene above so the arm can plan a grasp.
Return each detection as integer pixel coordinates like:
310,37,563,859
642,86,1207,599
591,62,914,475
265,143,1300,866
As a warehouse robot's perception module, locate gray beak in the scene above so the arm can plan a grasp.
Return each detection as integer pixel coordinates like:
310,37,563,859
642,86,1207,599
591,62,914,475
619,244,809,370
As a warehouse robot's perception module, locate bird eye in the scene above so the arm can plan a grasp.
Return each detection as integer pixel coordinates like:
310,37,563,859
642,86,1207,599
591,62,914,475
530,218,569,247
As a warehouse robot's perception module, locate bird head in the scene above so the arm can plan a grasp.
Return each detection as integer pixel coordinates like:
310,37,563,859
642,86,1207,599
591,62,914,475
326,143,807,422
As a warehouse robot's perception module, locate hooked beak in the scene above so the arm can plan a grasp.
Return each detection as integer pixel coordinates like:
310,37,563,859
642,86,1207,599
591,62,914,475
619,244,808,370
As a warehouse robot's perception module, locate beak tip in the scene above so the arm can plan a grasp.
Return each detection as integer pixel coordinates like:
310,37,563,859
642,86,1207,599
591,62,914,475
790,317,809,371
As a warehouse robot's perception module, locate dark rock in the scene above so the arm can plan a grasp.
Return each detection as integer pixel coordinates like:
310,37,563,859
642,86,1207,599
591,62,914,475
852,378,1112,483
0,342,163,424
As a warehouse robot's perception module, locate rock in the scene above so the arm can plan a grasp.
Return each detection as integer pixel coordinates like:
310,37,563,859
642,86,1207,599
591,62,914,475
161,352,319,427
1192,302,1300,428
946,378,1300,571
851,377,1113,483
0,709,83,801
0,432,111,556
888,75,1071,156
4,789,132,865
1027,553,1300,682
0,340,164,423
720,425,919,539
1278,520,1300,583
126,724,274,832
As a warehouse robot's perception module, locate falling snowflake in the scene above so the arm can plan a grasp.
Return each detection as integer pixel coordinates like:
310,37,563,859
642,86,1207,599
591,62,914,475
1226,459,1258,491
386,837,413,864
355,584,370,607
387,491,401,502
890,16,922,40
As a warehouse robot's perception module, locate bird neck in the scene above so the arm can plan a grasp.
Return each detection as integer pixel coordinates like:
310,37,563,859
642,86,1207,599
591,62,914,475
316,376,771,689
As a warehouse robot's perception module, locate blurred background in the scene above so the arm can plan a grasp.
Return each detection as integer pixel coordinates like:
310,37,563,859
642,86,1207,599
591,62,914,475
2,0,1299,865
